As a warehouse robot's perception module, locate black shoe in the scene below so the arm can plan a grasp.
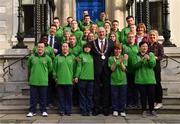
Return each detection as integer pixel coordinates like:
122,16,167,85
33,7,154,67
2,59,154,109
59,112,64,116
65,112,71,116
103,109,109,116
92,111,99,116
86,112,90,116
103,111,109,116
81,113,88,116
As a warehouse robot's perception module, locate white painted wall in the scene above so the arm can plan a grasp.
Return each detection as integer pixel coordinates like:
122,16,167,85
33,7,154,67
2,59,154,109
170,0,180,47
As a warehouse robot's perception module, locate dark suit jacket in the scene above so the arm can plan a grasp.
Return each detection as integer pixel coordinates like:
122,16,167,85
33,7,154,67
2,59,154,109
90,39,114,76
49,35,61,55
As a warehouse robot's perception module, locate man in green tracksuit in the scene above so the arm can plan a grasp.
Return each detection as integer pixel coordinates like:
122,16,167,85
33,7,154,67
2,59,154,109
121,16,135,45
123,32,139,108
68,34,82,107
53,43,76,116
27,41,53,117
96,11,106,27
134,41,157,117
70,20,83,46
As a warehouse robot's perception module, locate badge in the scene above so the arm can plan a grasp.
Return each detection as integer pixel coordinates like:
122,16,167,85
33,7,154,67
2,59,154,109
101,55,106,60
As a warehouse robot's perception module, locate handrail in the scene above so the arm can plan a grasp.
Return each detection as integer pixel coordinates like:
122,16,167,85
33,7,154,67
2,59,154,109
162,54,180,75
3,53,31,71
2,53,31,80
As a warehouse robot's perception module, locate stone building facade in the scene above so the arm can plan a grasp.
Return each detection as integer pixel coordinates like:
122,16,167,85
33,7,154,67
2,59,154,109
0,0,179,50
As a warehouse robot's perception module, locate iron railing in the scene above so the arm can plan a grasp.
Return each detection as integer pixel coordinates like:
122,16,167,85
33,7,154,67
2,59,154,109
161,54,180,75
2,53,31,81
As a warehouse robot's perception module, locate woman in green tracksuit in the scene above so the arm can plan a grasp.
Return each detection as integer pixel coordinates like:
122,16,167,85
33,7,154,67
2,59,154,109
134,41,157,117
53,43,76,116
108,43,128,117
74,43,94,116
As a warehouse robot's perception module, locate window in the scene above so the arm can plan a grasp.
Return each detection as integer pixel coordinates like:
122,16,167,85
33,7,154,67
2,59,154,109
22,2,48,38
23,5,35,37
136,0,162,35
149,1,162,35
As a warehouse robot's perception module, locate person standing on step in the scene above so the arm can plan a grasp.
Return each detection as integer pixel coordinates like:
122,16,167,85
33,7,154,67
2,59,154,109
27,41,53,117
148,30,164,110
108,43,128,117
53,43,76,116
134,41,157,117
90,27,114,116
74,43,94,116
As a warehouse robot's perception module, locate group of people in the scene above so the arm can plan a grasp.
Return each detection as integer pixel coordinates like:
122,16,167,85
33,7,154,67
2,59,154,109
26,10,164,118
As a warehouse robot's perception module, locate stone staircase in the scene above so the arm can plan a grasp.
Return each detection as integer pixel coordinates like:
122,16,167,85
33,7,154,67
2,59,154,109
0,83,180,114
0,47,180,114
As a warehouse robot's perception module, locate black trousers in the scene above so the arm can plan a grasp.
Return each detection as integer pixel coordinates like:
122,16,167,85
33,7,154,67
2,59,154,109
154,61,163,103
48,73,57,106
93,68,111,113
127,72,139,106
137,84,155,112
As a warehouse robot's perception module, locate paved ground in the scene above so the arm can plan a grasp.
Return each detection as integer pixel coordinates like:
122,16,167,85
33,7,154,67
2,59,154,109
0,113,180,123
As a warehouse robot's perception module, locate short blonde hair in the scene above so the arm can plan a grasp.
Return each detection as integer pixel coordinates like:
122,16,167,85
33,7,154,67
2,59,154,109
148,30,159,38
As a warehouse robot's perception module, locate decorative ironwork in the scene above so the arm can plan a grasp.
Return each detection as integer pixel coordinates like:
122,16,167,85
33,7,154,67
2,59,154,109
162,0,176,47
143,0,150,31
12,0,27,49
34,0,41,46
126,0,134,16
45,0,49,33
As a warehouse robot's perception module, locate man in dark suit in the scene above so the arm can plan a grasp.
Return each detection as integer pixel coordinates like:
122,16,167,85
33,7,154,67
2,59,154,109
91,27,114,116
48,24,61,55
47,24,61,107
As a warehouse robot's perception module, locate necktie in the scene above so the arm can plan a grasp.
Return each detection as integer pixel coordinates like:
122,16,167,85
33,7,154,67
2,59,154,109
50,36,53,47
100,41,104,53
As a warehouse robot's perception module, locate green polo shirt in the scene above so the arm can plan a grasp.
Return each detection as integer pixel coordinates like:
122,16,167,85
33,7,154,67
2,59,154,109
28,53,53,86
75,52,94,80
55,27,63,41
96,19,105,27
71,28,83,46
123,44,139,73
69,44,82,57
53,53,75,85
121,26,130,45
108,55,127,85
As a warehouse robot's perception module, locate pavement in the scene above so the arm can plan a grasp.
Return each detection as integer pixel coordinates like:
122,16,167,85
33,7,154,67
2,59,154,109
0,113,180,123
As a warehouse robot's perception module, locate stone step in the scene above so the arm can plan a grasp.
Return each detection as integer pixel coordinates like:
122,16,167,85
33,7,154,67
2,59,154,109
163,94,180,105
2,93,180,106
0,82,28,96
21,86,29,96
0,104,179,114
1,94,29,105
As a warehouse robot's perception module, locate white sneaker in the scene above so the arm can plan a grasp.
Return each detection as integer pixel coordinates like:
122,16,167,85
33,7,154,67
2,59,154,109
154,103,163,109
113,111,118,117
26,112,36,117
120,112,126,117
42,112,48,117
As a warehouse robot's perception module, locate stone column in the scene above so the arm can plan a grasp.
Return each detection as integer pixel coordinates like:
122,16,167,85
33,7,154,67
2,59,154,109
62,0,70,24
112,0,126,29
